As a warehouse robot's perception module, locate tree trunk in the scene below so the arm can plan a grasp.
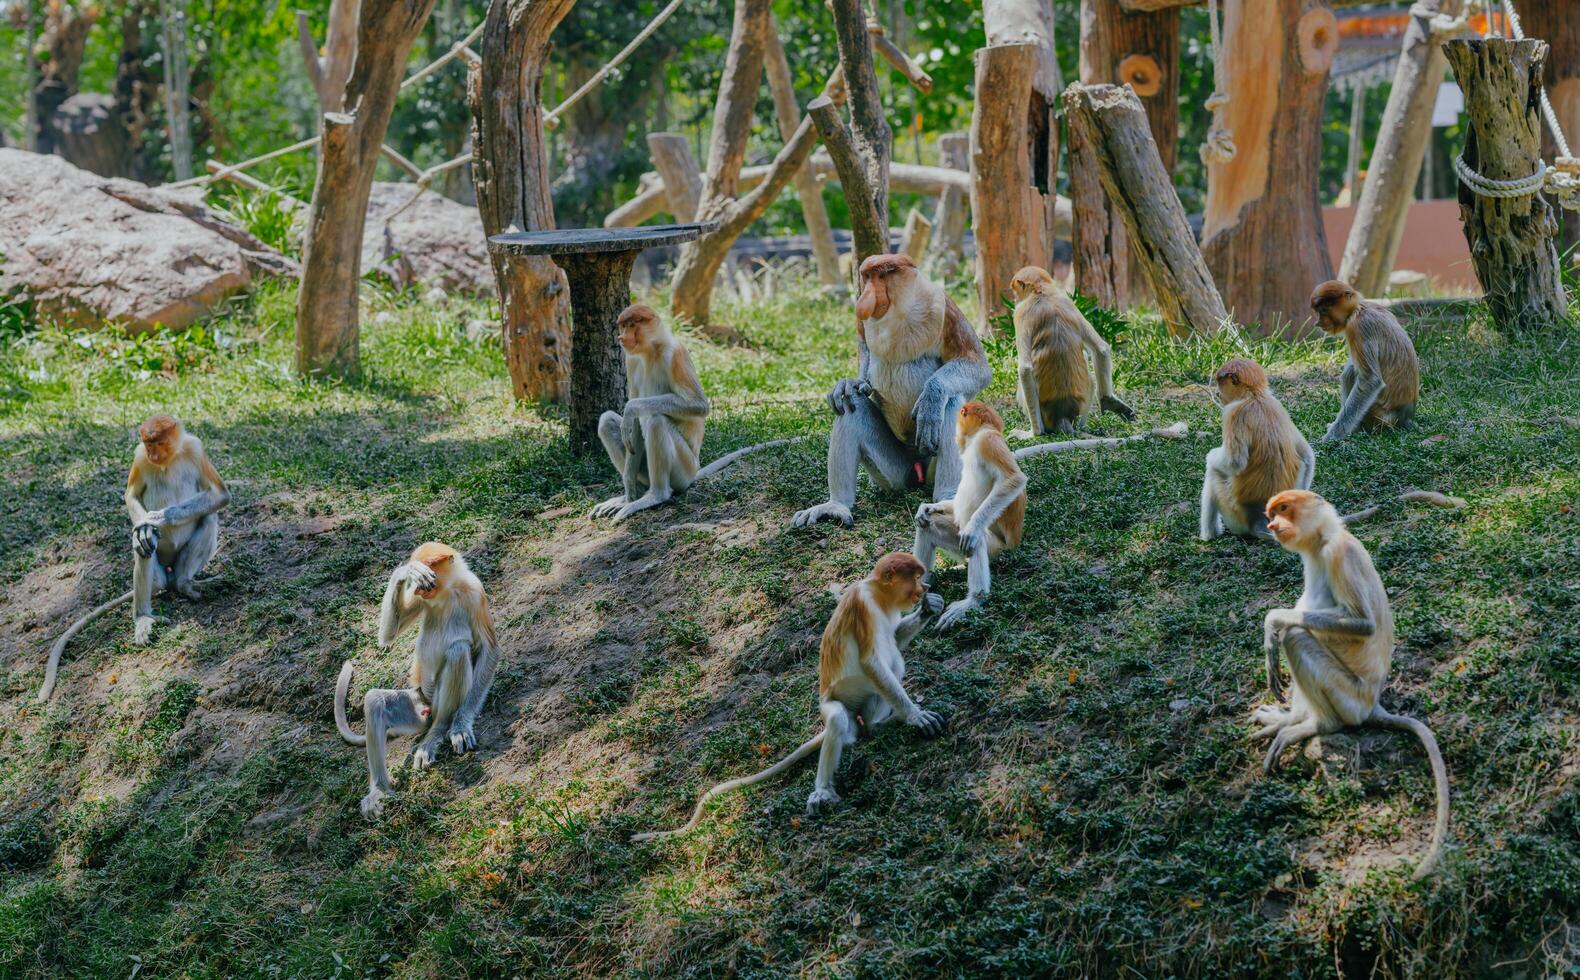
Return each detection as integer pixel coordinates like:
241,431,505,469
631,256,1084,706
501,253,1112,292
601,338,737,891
930,131,969,266
159,0,192,180
1338,0,1465,297
562,251,637,455
1201,0,1337,336
647,132,703,221
297,0,360,113
1075,0,1179,309
1519,0,1580,254
971,43,1039,327
668,0,772,324
295,0,438,377
829,0,891,259
52,94,136,177
32,3,96,156
986,0,1061,275
1443,38,1567,330
900,207,932,262
1063,83,1228,335
472,0,576,401
811,93,888,262
765,18,841,286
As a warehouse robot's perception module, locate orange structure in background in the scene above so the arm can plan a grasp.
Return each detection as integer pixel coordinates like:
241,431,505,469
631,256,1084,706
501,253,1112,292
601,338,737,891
1322,201,1479,293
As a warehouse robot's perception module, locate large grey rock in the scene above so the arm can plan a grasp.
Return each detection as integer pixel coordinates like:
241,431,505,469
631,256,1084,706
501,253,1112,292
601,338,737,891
0,149,296,331
361,182,494,296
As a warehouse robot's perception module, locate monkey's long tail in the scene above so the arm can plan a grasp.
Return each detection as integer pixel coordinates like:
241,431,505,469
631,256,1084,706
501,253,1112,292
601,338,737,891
694,436,812,482
630,732,825,843
1367,707,1451,880
38,589,134,703
1012,422,1188,461
335,661,368,746
1343,490,1465,525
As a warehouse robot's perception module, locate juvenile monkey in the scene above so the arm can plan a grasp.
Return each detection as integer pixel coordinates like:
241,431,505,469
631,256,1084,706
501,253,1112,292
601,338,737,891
1310,280,1420,441
792,254,992,529
1009,265,1134,435
592,304,709,523
1254,490,1450,878
335,542,499,820
1200,358,1314,541
631,553,944,841
913,402,1027,628
39,415,231,700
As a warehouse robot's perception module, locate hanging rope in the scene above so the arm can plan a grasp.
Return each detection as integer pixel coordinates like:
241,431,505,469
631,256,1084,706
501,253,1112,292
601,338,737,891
542,0,685,130
1406,1,1470,44
1198,0,1236,166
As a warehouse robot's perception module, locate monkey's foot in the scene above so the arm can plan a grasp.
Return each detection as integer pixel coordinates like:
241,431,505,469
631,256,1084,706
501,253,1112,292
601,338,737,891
1248,704,1289,736
174,581,206,601
360,788,392,821
411,741,440,770
133,616,160,645
791,502,853,529
590,495,629,519
907,708,947,738
449,723,476,755
922,592,944,615
612,493,671,524
936,597,980,630
806,788,842,816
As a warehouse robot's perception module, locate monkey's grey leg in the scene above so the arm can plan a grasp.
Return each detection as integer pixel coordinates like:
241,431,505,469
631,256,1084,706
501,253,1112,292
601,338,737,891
1017,365,1045,436
807,700,856,815
1324,375,1385,442
592,411,645,518
413,642,471,769
597,410,627,479
931,395,967,501
132,548,168,645
1199,447,1227,541
792,397,910,528
937,539,990,629
360,687,429,820
612,416,689,522
171,514,218,600
1295,439,1316,491
1280,626,1373,729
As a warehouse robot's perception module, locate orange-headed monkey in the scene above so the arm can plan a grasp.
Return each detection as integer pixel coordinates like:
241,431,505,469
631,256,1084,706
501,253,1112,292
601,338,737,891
1310,280,1419,441
1009,265,1134,435
1200,358,1314,541
631,552,945,841
1255,490,1450,878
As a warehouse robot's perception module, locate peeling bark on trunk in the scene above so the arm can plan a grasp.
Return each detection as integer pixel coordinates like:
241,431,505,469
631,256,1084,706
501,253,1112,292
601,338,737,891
295,0,438,377
1075,0,1179,309
471,0,577,401
1201,0,1336,336
1064,83,1228,335
829,0,891,263
971,43,1039,327
1443,38,1566,330
1519,0,1580,253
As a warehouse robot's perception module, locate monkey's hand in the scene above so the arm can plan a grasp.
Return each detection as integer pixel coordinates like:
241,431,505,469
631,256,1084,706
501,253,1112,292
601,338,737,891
132,522,160,558
957,524,984,557
827,377,871,415
400,562,438,595
1263,608,1297,654
621,410,643,447
1100,395,1137,421
806,787,842,816
906,707,946,738
910,391,946,457
922,592,944,615
449,720,476,754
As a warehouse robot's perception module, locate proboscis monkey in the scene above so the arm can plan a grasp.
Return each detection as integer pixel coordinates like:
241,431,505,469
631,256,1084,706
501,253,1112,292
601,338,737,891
1254,490,1450,878
630,553,945,841
1200,358,1314,541
1310,280,1419,441
791,254,992,529
1009,266,1134,435
38,415,231,700
592,304,709,523
913,402,1027,629
335,542,499,820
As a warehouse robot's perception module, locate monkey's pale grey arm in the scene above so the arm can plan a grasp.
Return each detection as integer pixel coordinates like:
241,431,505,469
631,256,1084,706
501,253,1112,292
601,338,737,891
155,486,231,529
1325,372,1384,442
624,393,710,419
1270,606,1376,638
895,595,942,648
828,336,876,415
913,358,993,456
1017,365,1045,435
1295,437,1316,490
454,641,498,730
959,471,1027,553
862,645,924,720
377,565,426,648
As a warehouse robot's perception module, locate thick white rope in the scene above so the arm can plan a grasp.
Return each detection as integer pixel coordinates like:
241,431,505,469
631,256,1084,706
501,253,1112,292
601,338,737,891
1501,0,1572,158
1406,1,1469,43
543,0,685,130
399,20,485,92
1198,0,1236,166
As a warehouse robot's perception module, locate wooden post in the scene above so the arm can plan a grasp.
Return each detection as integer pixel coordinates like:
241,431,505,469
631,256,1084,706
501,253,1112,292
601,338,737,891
1063,83,1228,335
296,0,359,113
562,251,637,455
1519,0,1580,253
985,0,1062,273
811,94,888,263
1201,0,1337,336
970,42,1039,327
1074,0,1179,309
765,18,841,286
1345,86,1365,204
1339,0,1466,297
829,0,891,264
1443,38,1567,330
472,0,575,401
899,208,932,262
646,132,703,222
930,131,969,265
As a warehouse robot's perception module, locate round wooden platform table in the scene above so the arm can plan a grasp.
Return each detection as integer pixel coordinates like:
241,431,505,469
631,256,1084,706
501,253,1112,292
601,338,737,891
488,222,718,454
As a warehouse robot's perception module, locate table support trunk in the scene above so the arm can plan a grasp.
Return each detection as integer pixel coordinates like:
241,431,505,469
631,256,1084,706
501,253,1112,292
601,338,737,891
560,250,637,455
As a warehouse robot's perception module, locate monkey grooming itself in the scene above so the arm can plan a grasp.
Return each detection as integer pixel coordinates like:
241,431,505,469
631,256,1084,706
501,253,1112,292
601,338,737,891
631,553,945,841
913,402,1027,629
1254,490,1450,878
1010,265,1135,435
592,304,710,523
792,254,992,529
1310,280,1420,441
39,415,231,701
1200,358,1314,541
335,542,500,820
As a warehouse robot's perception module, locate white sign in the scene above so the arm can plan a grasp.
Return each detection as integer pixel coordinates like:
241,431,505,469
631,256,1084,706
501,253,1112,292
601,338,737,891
1433,82,1464,128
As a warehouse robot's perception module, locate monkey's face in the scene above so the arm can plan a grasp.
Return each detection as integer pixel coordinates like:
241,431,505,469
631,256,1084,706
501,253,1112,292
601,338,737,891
139,415,182,466
854,254,916,321
617,306,660,354
873,552,928,609
1266,490,1319,548
1310,280,1357,334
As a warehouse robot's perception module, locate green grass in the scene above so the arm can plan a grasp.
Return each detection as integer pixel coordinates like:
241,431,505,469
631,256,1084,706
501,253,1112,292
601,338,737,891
1,273,1578,978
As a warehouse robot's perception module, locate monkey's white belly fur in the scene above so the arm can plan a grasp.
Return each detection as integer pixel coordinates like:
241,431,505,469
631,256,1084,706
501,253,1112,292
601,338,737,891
824,602,905,715
864,285,946,445
413,605,481,701
140,461,205,562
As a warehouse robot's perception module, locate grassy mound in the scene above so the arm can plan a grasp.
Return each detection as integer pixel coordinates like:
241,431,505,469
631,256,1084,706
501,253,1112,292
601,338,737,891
1,278,1577,977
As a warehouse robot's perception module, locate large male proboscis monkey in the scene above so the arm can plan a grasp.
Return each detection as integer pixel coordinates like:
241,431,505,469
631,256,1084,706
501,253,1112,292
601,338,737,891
631,553,945,842
792,254,992,529
1254,490,1450,878
1200,358,1314,541
335,542,499,820
1009,265,1135,435
1310,280,1419,441
592,304,710,523
38,415,230,701
913,402,1027,629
